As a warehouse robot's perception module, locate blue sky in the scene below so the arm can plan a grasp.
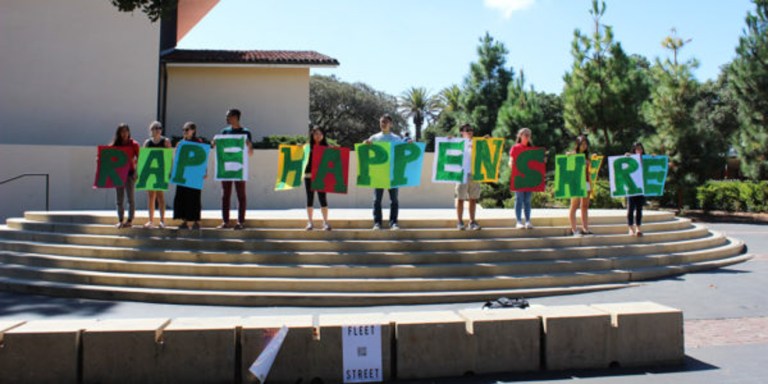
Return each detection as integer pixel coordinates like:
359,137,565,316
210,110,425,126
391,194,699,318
179,0,755,97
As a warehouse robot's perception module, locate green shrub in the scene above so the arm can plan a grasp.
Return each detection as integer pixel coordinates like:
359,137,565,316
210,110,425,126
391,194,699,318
696,180,768,212
590,180,625,209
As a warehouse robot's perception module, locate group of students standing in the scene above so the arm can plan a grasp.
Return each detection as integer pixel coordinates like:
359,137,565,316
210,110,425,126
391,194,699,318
107,110,648,237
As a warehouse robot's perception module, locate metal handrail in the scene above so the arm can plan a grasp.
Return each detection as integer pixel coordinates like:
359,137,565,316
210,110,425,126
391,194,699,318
0,173,49,211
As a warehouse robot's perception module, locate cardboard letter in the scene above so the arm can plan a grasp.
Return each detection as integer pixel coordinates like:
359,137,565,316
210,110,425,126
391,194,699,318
94,146,131,189
171,141,210,190
510,147,546,192
432,137,467,183
609,155,644,197
642,155,669,197
472,138,505,182
311,145,350,194
275,144,309,191
554,154,587,199
356,142,391,189
214,135,248,181
392,142,425,187
136,148,173,191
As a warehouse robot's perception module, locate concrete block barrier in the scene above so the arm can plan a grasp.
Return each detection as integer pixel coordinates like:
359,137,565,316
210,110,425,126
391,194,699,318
592,302,684,367
531,305,612,370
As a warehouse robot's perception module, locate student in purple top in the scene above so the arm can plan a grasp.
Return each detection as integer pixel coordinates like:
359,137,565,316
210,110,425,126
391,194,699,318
142,121,171,228
213,108,253,230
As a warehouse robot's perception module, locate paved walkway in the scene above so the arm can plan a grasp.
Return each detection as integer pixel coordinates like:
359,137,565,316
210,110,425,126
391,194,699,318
0,220,765,383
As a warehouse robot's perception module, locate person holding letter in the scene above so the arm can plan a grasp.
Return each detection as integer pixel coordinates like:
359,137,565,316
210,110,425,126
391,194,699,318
142,121,172,228
214,108,253,230
110,124,140,229
364,114,411,230
454,124,482,231
508,128,537,229
173,122,206,230
568,135,592,235
305,126,332,231
626,142,646,236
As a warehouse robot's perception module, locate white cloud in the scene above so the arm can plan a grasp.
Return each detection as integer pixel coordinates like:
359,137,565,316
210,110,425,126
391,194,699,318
484,0,535,19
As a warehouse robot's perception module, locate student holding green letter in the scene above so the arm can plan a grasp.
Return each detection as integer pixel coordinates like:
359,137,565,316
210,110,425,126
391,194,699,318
363,114,411,230
213,108,253,230
109,124,140,229
626,142,646,237
142,121,172,228
508,128,538,229
172,122,206,230
568,135,592,235
455,124,482,231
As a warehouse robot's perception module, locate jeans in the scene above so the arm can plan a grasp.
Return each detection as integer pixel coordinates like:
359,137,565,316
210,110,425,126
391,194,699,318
221,181,247,224
515,191,532,223
115,174,136,223
373,188,399,225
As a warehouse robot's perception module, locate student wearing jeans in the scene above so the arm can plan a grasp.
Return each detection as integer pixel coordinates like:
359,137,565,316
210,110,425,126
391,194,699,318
363,114,411,230
508,128,535,229
213,108,253,230
110,123,140,229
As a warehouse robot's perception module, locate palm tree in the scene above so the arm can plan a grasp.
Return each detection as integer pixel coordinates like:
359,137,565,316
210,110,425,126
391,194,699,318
438,85,462,114
398,87,440,141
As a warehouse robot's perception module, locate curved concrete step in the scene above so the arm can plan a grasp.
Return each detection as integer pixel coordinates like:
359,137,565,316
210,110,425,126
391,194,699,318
0,225,712,253
0,231,728,265
5,217,692,241
22,210,676,229
0,238,744,279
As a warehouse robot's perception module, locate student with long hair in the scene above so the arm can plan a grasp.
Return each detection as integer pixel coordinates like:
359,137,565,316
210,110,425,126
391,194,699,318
304,126,331,231
627,142,646,236
173,122,205,230
142,121,171,228
110,123,140,228
508,128,535,229
568,134,592,235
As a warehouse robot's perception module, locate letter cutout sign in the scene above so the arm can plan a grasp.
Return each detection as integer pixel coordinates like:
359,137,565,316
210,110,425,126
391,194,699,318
171,141,210,190
356,142,426,188
275,144,310,191
510,147,546,192
642,155,669,197
472,138,505,182
432,137,467,183
94,146,132,189
609,155,644,198
214,135,248,181
311,145,350,194
554,154,587,199
588,154,604,197
136,148,173,191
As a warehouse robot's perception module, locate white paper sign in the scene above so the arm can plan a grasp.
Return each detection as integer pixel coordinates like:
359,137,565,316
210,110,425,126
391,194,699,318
213,134,249,181
249,325,289,383
432,137,469,184
342,324,383,383
608,154,644,197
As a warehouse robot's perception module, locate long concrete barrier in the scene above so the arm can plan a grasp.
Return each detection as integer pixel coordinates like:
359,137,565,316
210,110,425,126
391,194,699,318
0,302,684,383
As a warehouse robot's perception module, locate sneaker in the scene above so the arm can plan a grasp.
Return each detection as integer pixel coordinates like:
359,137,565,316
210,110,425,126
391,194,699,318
216,222,230,229
143,221,153,229
373,223,382,231
158,221,166,229
123,221,133,229
323,222,332,231
115,222,123,229
305,222,314,231
233,223,244,230
457,222,466,231
469,221,481,231
178,222,189,230
515,223,525,229
571,229,581,236
525,222,534,229
390,223,400,231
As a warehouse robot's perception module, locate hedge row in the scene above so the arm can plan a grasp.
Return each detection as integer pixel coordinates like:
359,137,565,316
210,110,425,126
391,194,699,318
696,180,768,213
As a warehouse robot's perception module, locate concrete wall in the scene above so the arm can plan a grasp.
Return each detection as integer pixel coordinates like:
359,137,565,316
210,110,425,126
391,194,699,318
165,66,310,140
0,0,160,146
0,145,455,221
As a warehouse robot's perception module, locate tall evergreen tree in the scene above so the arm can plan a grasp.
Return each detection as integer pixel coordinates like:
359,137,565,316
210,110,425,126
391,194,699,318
563,0,650,155
728,0,768,179
460,33,515,137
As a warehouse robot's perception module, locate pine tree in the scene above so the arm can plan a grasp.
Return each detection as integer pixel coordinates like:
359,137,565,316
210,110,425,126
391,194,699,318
728,0,768,179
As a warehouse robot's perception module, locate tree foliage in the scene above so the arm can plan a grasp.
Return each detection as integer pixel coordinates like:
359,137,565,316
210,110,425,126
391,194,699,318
398,87,440,141
424,85,466,151
110,0,176,22
728,0,768,179
460,33,515,137
309,75,404,148
563,0,650,155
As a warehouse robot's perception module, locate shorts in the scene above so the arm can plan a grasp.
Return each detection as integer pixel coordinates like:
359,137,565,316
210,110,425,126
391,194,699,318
455,180,481,200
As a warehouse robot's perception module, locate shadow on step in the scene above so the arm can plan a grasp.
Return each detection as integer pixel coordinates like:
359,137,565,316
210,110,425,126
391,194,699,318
0,291,116,318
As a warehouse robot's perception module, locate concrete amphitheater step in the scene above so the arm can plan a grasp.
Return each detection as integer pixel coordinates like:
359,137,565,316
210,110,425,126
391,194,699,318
0,224,712,253
22,210,677,229
4,217,693,240
0,230,729,265
0,237,744,279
